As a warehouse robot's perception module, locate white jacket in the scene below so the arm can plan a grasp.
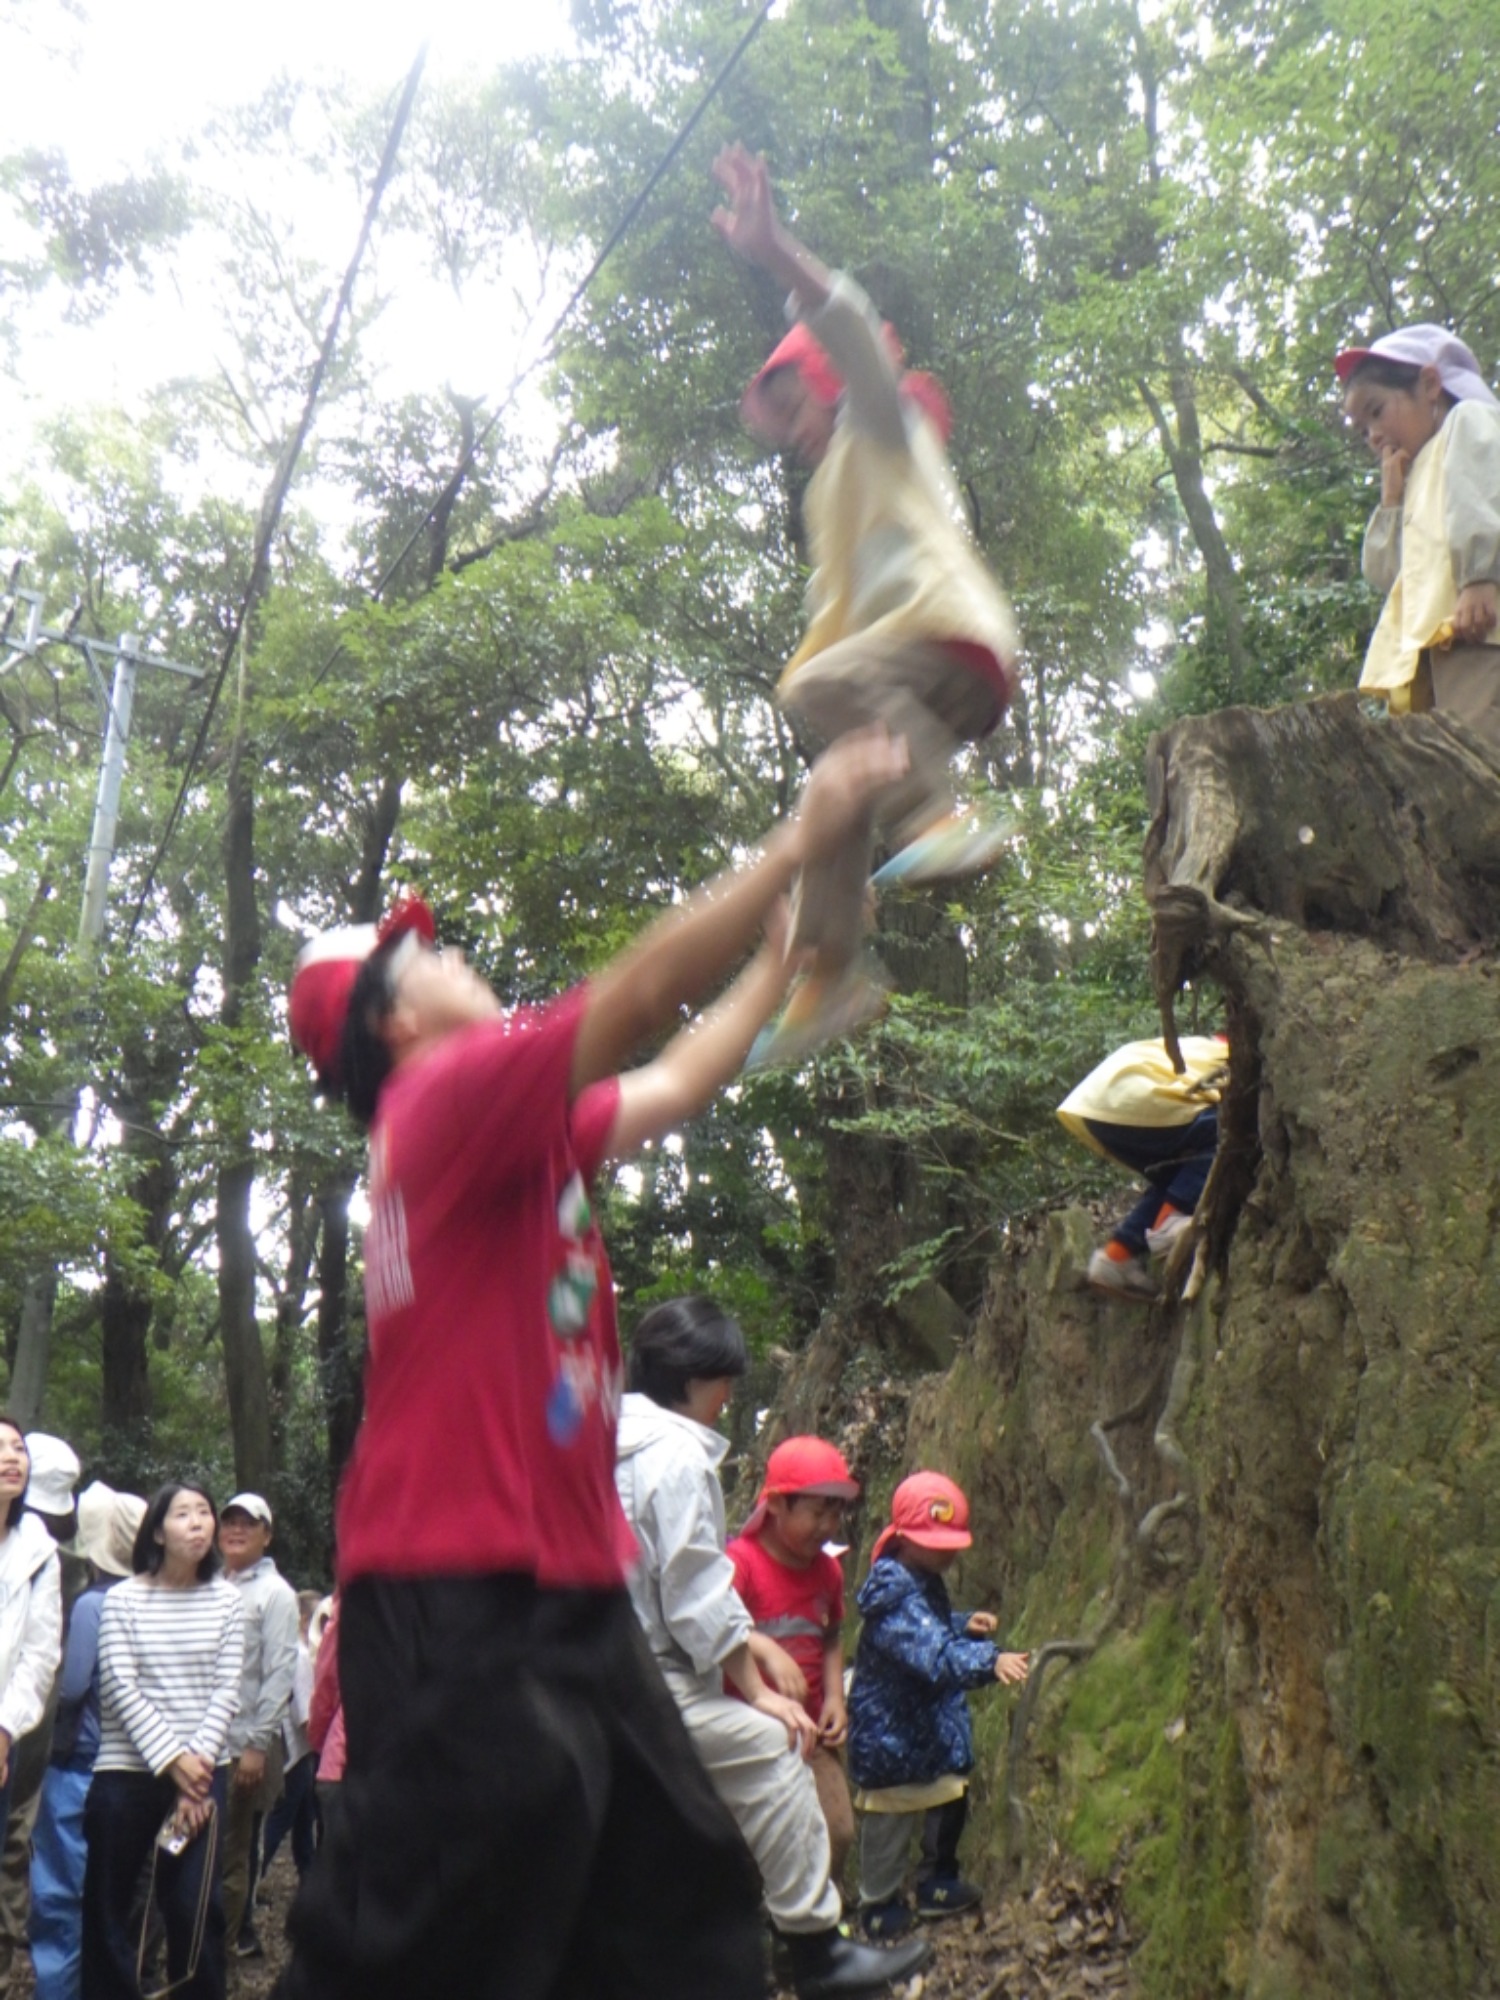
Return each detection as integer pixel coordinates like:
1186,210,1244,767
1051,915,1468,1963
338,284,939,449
614,1394,751,1690
0,1513,62,1744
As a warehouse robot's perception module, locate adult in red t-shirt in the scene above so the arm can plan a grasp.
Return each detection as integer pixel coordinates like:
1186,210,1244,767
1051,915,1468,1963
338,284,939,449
278,728,909,2000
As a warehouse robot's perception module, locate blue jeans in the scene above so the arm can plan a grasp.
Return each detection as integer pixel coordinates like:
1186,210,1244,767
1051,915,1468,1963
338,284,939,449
261,1751,319,1878
29,1763,90,2000
82,1766,228,2000
1086,1110,1219,1253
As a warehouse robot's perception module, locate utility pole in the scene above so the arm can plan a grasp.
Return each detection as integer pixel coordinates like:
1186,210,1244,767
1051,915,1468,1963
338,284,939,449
1,572,204,1423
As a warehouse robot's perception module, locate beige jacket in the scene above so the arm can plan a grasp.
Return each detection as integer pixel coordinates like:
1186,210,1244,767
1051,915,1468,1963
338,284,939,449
1359,399,1500,709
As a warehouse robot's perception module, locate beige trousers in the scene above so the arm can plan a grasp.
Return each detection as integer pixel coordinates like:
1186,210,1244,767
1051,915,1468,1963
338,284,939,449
1410,644,1500,753
781,634,999,970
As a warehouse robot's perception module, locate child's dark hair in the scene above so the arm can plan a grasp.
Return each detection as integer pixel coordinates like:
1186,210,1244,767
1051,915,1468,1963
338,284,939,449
338,933,409,1129
627,1296,749,1409
133,1482,221,1583
1343,354,1426,394
0,1416,27,1531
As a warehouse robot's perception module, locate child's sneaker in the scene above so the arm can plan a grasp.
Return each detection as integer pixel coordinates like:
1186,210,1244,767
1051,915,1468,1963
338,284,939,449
859,1900,915,1942
915,1874,982,1919
1145,1205,1193,1257
872,808,1013,886
1086,1244,1158,1303
745,962,888,1072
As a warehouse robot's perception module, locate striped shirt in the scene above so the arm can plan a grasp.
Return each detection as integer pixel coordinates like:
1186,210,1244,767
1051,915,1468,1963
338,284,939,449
96,1575,245,1776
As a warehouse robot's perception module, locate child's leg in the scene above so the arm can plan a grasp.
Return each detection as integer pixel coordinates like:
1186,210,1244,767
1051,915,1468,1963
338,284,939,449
918,1794,968,1883
857,1809,916,1909
808,1747,855,1893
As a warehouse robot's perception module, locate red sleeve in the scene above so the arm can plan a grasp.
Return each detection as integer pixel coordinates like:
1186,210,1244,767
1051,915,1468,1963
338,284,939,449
570,1077,622,1184
385,986,588,1202
308,1603,341,1755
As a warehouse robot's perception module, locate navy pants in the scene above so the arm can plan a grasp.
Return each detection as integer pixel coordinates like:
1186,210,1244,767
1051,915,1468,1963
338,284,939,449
1086,1110,1219,1253
81,1766,227,2000
261,1751,318,1879
276,1576,762,2000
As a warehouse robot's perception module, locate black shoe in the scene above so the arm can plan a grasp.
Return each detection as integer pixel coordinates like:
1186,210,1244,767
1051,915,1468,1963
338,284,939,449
231,1925,264,1960
860,1900,915,1941
779,1926,932,1998
916,1872,982,1918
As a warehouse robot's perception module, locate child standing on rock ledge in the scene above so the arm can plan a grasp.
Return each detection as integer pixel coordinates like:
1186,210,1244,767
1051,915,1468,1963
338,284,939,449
1337,324,1500,750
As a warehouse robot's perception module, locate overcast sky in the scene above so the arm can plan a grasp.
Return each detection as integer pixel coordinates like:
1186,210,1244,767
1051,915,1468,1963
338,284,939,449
1,0,578,492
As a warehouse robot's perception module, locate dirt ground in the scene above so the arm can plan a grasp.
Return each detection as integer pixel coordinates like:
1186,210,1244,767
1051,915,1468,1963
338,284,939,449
224,1852,1132,1999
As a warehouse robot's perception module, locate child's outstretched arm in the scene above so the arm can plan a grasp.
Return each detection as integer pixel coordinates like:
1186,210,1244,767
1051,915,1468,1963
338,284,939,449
602,901,796,1162
711,141,834,313
866,1588,1005,1693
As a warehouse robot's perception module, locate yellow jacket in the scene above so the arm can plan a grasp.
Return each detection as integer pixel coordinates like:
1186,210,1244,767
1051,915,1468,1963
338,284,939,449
1057,1037,1228,1156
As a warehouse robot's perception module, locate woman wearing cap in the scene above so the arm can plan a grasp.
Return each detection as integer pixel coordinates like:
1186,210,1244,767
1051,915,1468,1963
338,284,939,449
82,1483,244,2000
846,1472,1027,1941
0,1420,64,1828
711,142,1019,1068
29,1482,146,2000
1337,324,1500,748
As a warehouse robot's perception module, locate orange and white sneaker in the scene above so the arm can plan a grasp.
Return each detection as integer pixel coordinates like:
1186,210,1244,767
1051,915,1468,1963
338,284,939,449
1086,1244,1159,1303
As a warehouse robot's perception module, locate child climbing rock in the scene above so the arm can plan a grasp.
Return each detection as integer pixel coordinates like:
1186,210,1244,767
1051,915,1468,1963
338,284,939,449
713,141,1020,1067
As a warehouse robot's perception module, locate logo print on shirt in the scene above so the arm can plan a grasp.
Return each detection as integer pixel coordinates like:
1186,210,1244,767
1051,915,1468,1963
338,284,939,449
548,1174,600,1339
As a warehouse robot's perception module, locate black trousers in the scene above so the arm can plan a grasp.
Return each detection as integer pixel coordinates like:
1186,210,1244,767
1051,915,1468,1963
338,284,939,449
81,1765,228,2000
276,1575,763,2000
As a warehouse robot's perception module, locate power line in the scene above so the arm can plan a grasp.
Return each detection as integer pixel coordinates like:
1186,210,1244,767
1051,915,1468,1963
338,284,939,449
122,42,430,946
128,0,778,934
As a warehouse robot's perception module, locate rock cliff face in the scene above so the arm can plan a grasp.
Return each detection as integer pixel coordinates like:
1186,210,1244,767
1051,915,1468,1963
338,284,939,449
769,696,1500,1999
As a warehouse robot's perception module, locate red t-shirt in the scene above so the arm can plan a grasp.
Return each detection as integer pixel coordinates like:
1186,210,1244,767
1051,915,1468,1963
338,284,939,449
727,1531,845,1722
336,987,632,1590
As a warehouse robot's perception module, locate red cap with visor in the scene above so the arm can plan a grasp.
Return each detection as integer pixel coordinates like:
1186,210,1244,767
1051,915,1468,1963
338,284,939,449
871,1470,972,1562
739,1435,860,1537
288,894,436,1088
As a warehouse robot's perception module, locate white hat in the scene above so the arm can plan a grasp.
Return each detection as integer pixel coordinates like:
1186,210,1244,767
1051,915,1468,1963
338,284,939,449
76,1482,148,1578
23,1434,80,1518
221,1491,273,1528
1335,324,1499,406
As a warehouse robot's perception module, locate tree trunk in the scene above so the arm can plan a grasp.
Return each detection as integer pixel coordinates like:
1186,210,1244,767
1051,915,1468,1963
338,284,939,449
216,730,273,1491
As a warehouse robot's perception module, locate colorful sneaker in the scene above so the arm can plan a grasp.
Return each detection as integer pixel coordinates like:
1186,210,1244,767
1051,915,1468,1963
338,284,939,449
745,963,888,1073
915,1874,982,1919
872,809,1013,886
1145,1207,1193,1257
860,1900,915,1942
1086,1245,1158,1303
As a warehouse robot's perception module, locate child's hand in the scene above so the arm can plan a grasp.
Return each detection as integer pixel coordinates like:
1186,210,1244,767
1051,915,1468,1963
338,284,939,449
750,1633,810,1704
994,1651,1029,1686
1452,581,1499,646
819,1692,849,1749
1380,443,1410,508
710,142,782,271
966,1611,998,1637
753,1688,820,1761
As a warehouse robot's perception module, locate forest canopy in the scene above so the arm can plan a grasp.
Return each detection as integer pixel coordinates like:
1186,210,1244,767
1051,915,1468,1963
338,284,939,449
2,0,1496,1569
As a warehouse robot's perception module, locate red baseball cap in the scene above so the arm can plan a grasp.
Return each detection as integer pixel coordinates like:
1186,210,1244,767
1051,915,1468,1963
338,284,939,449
741,320,953,444
288,893,435,1088
872,1470,972,1561
739,1435,860,1536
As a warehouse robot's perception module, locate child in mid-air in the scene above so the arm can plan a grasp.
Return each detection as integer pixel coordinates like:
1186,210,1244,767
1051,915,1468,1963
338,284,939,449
846,1472,1028,1941
1336,324,1500,749
712,142,1020,1067
727,1436,861,1884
